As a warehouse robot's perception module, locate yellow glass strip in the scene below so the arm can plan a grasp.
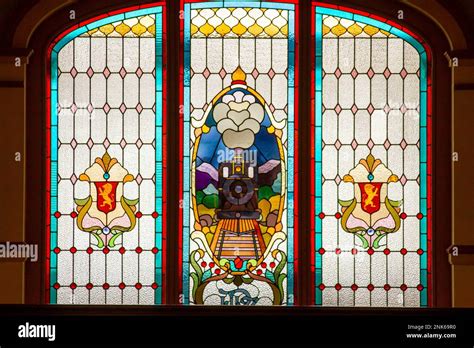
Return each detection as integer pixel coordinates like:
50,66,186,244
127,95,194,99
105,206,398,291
99,23,115,36
248,23,264,36
199,22,215,36
232,22,247,36
83,16,155,37
115,22,131,36
191,8,287,38
322,24,330,36
363,25,379,36
131,23,147,36
347,23,363,36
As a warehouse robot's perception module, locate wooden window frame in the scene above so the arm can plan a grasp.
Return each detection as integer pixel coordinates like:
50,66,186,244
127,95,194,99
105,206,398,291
24,0,452,307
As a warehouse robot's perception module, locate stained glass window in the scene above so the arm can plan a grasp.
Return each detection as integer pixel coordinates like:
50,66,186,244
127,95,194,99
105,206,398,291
313,5,431,307
181,1,297,305
47,5,165,304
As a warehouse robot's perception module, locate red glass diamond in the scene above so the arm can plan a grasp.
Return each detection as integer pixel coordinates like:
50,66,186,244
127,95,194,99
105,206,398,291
70,211,78,218
400,68,408,79
416,213,424,220
367,104,375,115
70,282,77,290
335,248,342,255
351,284,358,291
86,283,93,290
400,284,408,291
400,248,408,255
367,248,375,255
268,68,275,79
53,247,61,254
151,282,159,290
219,68,227,79
103,67,111,78
103,247,110,255
135,283,142,290
135,247,143,254
417,284,424,291
54,211,61,218
69,247,77,254
351,248,358,255
103,283,110,290
86,247,93,254
119,247,126,254
400,212,407,219
335,283,342,291
152,211,159,219
135,212,143,218
119,282,126,290
53,283,60,290
367,284,375,291
152,247,159,254
383,248,390,255
318,248,325,255
335,212,342,219
384,284,391,291
417,249,424,255
318,212,325,219
319,283,326,291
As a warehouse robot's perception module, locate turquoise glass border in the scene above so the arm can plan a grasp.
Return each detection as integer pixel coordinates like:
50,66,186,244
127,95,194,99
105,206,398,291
49,6,164,304
183,1,295,305
314,6,428,307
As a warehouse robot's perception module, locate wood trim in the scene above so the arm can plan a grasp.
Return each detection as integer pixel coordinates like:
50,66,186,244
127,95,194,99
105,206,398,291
449,255,474,265
298,0,312,306
454,83,474,90
0,81,24,88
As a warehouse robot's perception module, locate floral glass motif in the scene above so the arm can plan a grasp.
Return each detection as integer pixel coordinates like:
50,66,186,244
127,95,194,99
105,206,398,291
48,6,165,305
313,6,431,307
339,154,402,249
75,152,138,249
182,2,296,305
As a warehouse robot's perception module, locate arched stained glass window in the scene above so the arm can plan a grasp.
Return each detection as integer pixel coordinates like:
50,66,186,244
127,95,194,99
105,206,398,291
47,4,166,304
312,5,431,307
181,1,298,305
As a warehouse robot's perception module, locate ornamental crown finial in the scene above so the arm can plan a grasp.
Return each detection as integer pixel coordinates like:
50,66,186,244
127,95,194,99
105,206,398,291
231,66,246,83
